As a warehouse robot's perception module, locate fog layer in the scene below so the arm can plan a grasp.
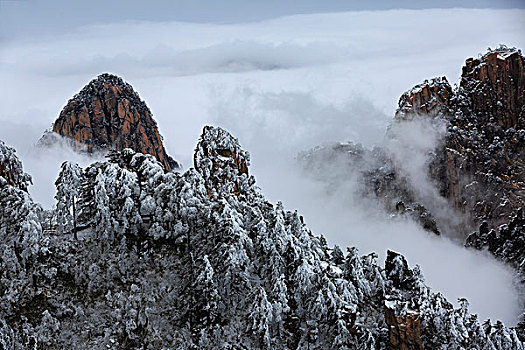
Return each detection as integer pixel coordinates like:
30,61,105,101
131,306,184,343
0,9,524,324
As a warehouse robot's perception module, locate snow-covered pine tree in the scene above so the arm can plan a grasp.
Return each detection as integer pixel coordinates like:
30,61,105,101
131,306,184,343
55,161,82,237
247,286,272,349
195,255,220,327
0,140,32,191
0,140,44,343
1,129,523,349
94,170,113,243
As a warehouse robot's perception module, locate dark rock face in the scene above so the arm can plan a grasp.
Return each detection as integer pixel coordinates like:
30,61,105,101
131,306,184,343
397,47,524,130
396,46,524,227
396,46,525,282
299,46,524,275
466,206,525,273
46,73,179,171
460,49,524,130
385,250,416,291
298,141,441,235
384,305,423,350
395,46,524,270
395,77,453,120
382,251,426,350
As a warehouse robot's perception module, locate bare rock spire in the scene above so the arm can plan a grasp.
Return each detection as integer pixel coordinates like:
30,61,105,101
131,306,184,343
42,73,180,171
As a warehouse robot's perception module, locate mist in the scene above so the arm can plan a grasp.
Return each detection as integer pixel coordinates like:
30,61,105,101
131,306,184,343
1,9,524,325
212,86,523,326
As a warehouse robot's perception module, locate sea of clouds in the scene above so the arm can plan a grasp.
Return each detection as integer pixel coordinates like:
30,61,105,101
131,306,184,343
1,8,524,325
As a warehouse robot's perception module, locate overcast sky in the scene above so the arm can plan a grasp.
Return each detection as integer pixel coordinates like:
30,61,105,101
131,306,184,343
1,0,524,41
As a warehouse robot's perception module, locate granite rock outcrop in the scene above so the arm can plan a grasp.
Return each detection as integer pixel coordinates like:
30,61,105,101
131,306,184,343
41,73,179,171
299,46,524,273
396,46,524,227
395,46,524,271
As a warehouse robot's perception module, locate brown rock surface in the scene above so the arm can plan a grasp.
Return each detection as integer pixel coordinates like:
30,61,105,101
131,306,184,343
0,162,15,188
395,76,453,120
392,46,525,273
384,305,423,350
48,73,179,171
384,251,424,350
396,47,524,128
460,50,524,129
395,46,524,228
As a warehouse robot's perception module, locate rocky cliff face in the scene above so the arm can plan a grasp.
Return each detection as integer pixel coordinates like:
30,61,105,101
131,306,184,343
384,250,424,350
397,47,524,129
395,76,453,120
298,142,441,235
299,46,524,277
43,73,179,171
460,49,524,130
396,46,524,227
394,46,524,274
384,303,423,350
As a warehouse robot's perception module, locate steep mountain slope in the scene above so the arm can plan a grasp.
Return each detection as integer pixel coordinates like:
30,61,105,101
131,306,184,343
396,46,525,274
39,73,179,171
300,46,524,273
396,46,524,229
1,128,523,349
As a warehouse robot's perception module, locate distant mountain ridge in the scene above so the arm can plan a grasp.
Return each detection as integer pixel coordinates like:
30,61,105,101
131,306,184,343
40,73,180,171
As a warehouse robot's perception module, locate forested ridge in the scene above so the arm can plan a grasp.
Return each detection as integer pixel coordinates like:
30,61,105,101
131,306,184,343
0,127,523,349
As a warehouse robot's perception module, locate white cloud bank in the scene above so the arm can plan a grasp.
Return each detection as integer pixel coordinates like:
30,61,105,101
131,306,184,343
0,8,524,325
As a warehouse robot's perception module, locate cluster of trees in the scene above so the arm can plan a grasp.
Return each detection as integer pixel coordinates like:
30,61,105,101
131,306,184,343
0,128,523,349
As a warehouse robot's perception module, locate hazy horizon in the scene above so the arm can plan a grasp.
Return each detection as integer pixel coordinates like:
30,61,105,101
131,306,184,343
1,0,524,41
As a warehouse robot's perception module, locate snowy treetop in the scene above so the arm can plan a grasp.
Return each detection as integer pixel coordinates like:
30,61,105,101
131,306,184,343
194,126,253,199
0,140,32,191
483,44,522,60
0,127,523,349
